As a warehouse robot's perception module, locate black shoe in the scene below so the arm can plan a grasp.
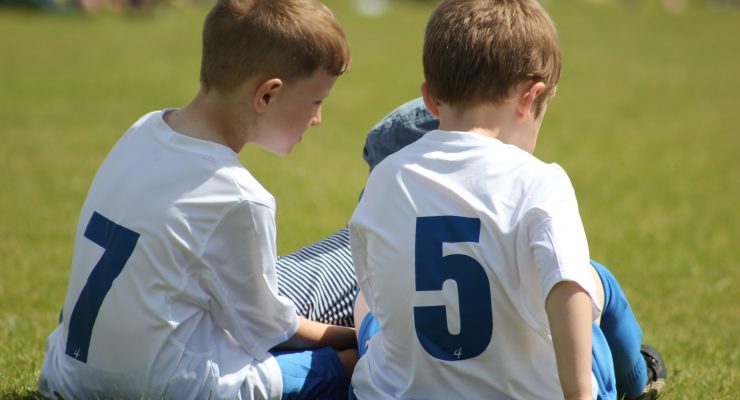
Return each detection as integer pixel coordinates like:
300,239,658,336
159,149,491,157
634,344,667,399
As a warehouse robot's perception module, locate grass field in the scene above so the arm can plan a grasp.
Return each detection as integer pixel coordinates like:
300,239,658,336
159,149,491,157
1,0,738,398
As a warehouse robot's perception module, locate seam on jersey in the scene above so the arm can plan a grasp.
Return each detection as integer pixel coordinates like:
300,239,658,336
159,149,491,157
540,217,566,286
522,163,549,217
222,166,274,210
539,217,599,319
196,199,252,260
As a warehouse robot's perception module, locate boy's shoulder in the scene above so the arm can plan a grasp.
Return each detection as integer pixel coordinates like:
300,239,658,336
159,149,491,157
116,110,276,210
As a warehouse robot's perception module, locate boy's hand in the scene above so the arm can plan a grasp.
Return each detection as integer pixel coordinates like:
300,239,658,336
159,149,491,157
276,316,357,351
275,317,359,377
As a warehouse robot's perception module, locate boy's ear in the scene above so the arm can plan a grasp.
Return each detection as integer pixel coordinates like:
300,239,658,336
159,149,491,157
253,78,283,113
420,82,440,118
516,81,546,120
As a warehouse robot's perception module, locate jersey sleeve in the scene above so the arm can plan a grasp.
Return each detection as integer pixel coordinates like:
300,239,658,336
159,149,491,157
198,200,299,359
348,222,376,311
523,164,600,319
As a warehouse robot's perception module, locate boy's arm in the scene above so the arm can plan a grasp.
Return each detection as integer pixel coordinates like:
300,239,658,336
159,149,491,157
274,316,357,351
545,281,594,400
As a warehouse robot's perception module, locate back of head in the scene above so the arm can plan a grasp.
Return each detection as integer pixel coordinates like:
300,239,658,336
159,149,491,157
423,0,561,116
200,0,350,92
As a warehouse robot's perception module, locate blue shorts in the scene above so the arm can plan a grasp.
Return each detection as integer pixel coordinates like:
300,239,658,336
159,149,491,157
271,346,349,400
357,311,381,358
357,313,618,399
592,322,618,399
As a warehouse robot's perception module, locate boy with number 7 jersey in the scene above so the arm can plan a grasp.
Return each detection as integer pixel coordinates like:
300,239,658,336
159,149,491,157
349,0,666,399
39,1,357,399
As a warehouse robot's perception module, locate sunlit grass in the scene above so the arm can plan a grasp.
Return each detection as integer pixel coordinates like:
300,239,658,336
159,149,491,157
0,1,738,398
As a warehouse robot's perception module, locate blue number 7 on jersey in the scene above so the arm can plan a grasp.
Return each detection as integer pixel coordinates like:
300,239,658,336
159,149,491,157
65,211,140,363
414,216,493,361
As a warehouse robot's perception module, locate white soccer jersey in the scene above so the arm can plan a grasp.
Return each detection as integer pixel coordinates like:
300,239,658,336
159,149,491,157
39,111,299,400
349,130,600,400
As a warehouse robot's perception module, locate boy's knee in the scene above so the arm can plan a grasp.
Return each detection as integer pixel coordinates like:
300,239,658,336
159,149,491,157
274,347,351,399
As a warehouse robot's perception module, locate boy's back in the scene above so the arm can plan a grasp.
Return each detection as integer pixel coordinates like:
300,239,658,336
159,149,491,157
40,111,296,399
348,0,613,398
40,0,356,398
350,130,597,399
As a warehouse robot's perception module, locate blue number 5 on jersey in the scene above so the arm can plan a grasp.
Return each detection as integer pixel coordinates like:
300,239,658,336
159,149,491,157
65,212,140,363
414,216,493,361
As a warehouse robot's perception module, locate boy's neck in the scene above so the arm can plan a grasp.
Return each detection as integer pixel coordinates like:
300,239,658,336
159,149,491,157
436,101,537,153
164,87,253,153
437,102,511,139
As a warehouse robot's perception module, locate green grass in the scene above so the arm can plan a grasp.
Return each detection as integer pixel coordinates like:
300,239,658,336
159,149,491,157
1,1,738,398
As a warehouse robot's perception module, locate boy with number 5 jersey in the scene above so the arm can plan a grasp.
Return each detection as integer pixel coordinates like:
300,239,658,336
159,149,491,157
349,0,666,399
38,1,357,399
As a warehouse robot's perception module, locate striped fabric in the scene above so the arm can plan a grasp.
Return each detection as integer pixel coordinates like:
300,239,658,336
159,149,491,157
276,227,357,327
274,99,435,328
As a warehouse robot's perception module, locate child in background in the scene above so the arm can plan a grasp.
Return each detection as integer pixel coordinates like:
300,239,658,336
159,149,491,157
349,0,666,399
38,1,357,399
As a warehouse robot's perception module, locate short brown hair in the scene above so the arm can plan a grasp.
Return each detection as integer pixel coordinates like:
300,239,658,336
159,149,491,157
423,0,561,115
200,0,350,92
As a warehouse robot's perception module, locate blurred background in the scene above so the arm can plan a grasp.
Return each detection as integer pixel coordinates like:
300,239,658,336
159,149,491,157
0,0,738,398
